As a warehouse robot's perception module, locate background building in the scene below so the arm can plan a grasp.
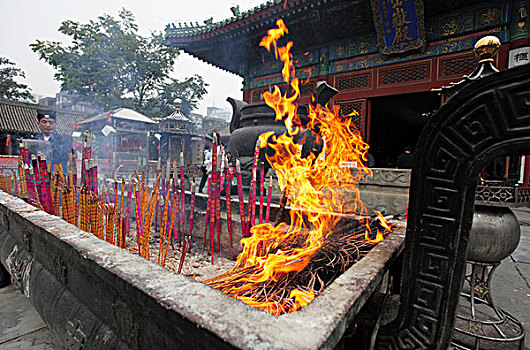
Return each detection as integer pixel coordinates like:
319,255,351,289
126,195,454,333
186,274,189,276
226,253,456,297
165,0,530,173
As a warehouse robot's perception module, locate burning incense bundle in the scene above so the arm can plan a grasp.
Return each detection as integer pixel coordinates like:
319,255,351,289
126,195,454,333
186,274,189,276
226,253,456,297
206,20,388,316
205,218,393,315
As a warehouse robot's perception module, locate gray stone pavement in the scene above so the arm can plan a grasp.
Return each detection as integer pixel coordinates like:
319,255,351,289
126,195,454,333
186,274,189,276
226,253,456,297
489,207,530,350
1,207,529,349
0,284,59,350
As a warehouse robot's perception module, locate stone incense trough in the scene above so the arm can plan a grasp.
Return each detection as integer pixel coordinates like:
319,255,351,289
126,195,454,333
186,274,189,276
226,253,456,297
1,56,529,350
0,192,405,349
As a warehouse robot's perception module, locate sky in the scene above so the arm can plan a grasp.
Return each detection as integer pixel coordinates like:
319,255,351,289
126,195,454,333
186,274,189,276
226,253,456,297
0,0,266,115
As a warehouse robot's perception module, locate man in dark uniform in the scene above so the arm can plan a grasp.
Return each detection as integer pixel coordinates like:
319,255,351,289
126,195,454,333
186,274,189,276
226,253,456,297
396,146,414,169
33,111,72,172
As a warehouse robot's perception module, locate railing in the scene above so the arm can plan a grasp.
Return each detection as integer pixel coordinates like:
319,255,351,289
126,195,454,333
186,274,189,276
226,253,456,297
475,184,530,207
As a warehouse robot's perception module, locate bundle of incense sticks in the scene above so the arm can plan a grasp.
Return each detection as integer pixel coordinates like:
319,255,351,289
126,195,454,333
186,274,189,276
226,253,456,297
38,154,54,214
81,131,91,187
51,165,62,216
31,155,46,211
259,161,265,224
179,149,186,244
215,146,222,256
247,139,261,236
133,173,161,260
105,203,116,244
188,180,196,247
0,173,14,194
202,176,211,253
158,179,172,265
224,158,234,260
118,178,126,248
235,159,248,237
209,138,218,262
124,181,133,241
20,144,38,206
17,156,27,199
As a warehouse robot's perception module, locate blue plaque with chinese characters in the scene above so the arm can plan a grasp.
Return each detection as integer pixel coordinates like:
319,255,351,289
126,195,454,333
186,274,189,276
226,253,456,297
370,0,425,54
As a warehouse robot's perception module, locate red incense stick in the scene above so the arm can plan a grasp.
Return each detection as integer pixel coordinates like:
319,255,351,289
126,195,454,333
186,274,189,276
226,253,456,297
265,175,273,223
235,159,247,237
259,161,265,225
225,158,234,260
188,180,196,247
202,176,211,253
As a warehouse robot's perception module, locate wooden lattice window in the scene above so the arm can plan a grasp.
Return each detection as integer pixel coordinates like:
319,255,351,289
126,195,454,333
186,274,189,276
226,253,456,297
380,63,429,85
440,55,476,79
337,73,371,91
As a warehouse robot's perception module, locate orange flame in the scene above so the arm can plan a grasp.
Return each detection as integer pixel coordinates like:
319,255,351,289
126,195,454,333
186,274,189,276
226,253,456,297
219,19,390,315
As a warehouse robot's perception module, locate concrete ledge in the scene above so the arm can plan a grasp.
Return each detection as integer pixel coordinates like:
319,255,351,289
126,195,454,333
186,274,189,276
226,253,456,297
0,190,405,349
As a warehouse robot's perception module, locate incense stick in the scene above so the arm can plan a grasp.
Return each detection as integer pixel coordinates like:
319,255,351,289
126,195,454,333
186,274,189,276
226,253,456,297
235,159,248,237
265,175,273,223
259,161,265,225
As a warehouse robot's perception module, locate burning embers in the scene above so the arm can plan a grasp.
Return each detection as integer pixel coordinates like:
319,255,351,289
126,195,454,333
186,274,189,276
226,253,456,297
204,20,394,315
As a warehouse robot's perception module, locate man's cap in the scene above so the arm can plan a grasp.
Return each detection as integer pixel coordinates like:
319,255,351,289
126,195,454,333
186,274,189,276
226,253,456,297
37,110,56,121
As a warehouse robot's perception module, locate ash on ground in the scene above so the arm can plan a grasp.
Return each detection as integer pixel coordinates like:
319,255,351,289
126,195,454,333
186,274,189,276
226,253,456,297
125,236,236,281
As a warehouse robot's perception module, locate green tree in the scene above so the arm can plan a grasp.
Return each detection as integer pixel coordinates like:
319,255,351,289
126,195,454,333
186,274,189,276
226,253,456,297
0,57,34,101
31,9,204,113
143,74,208,118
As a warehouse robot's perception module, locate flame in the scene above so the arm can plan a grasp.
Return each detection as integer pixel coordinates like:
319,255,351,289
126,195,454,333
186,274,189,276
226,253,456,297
216,19,390,315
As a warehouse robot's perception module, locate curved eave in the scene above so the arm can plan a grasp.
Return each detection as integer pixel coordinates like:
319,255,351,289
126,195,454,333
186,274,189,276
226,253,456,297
181,48,242,76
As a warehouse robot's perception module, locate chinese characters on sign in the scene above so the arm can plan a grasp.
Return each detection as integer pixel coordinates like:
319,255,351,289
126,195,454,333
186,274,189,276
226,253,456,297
371,0,425,54
509,47,530,68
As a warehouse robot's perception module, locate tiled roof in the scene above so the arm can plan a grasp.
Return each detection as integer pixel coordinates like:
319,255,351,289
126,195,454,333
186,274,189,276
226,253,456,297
159,110,193,123
164,0,488,76
165,0,284,39
79,108,157,125
0,99,89,136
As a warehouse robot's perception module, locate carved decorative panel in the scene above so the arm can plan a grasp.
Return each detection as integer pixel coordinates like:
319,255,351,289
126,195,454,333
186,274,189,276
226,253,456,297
376,64,530,349
336,72,372,91
379,61,430,86
439,53,476,79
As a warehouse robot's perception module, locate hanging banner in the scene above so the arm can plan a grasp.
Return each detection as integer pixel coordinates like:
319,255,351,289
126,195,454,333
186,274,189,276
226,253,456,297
370,0,426,54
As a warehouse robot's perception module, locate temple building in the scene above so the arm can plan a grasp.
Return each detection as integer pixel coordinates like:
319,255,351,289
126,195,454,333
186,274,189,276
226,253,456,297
155,99,204,183
165,0,530,177
78,108,157,177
